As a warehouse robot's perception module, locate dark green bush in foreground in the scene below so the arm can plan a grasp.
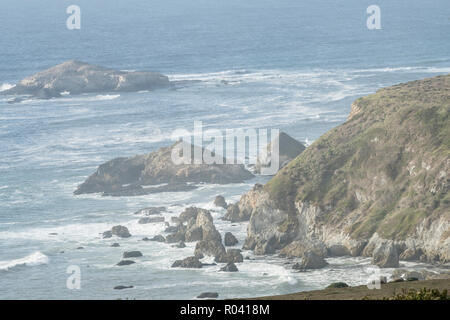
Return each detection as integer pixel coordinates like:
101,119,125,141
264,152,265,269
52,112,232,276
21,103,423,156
386,288,448,300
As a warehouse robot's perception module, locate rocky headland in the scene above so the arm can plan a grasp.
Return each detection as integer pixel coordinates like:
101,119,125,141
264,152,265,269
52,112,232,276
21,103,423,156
226,75,450,268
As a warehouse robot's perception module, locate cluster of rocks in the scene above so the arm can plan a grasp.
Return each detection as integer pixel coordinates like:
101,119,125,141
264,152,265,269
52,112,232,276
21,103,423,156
161,206,242,272
102,225,132,239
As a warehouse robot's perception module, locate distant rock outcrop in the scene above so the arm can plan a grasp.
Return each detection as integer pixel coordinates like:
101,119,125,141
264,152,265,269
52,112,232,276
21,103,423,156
74,141,254,196
254,132,305,174
0,60,170,99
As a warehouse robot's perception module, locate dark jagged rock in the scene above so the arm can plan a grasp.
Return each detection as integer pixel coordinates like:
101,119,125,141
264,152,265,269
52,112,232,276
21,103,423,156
220,262,238,272
214,195,227,209
197,292,219,299
224,232,239,246
116,260,135,266
111,225,131,238
111,243,120,247
123,251,143,258
1,60,170,99
171,256,203,269
74,141,254,196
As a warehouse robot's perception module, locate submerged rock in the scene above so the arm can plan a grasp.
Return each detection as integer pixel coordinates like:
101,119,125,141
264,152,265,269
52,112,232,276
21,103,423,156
134,207,167,215
197,292,219,299
123,251,143,258
114,285,134,290
111,243,120,247
1,60,170,99
116,260,135,266
138,216,165,224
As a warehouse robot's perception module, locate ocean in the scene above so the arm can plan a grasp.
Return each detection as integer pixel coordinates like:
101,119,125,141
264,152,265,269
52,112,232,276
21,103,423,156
0,0,449,299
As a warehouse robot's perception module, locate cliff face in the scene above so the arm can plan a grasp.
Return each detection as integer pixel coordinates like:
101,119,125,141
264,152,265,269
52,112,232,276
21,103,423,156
240,75,450,264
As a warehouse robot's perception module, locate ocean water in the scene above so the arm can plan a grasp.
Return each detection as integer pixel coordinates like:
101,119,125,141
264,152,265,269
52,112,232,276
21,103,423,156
0,0,449,299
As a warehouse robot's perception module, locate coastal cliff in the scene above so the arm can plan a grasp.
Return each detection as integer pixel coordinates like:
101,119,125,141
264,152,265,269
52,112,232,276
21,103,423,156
234,75,449,265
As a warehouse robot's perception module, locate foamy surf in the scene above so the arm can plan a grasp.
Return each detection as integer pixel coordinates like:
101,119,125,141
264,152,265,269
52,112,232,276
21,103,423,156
0,251,49,271
0,83,15,92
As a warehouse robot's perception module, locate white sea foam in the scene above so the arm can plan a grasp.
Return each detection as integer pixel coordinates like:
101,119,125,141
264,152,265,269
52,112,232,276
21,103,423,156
0,83,15,92
0,251,49,271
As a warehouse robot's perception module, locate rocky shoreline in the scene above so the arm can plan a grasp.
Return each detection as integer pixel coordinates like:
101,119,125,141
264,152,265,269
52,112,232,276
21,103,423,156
70,75,448,298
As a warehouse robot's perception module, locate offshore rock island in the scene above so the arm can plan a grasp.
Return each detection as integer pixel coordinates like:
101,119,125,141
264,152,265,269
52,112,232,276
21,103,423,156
0,60,171,100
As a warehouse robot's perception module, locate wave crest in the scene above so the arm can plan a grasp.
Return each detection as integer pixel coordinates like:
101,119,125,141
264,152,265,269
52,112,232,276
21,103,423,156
0,251,49,271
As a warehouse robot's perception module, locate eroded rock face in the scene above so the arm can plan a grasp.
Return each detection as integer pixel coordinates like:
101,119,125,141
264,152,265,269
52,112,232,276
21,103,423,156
279,240,327,258
1,60,170,99
224,184,266,222
372,241,399,268
241,186,298,255
74,141,254,196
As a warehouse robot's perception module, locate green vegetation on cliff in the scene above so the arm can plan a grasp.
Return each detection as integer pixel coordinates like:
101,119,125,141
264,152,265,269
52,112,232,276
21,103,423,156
266,74,450,241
